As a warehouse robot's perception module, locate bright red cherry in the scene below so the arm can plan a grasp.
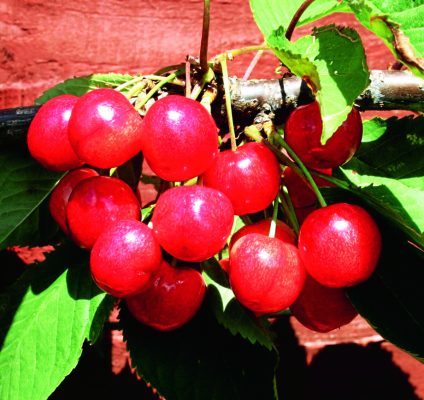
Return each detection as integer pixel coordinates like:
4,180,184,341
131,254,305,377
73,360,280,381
298,203,382,288
125,260,206,331
151,185,234,262
141,95,218,181
290,275,358,333
202,142,281,215
284,101,362,169
27,95,83,171
49,167,99,234
68,88,143,168
229,234,306,316
219,258,230,273
66,176,141,249
90,219,162,298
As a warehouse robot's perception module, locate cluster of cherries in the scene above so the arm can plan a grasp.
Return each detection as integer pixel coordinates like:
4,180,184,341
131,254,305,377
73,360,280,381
27,87,382,333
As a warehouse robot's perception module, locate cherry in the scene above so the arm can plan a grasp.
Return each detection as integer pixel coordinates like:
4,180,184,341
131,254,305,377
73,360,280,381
151,185,234,262
229,233,306,316
66,176,140,249
141,95,218,181
284,101,362,169
202,142,281,215
90,219,162,298
27,94,83,171
125,260,206,331
68,88,143,169
49,167,99,234
298,203,382,288
290,275,358,333
219,258,230,273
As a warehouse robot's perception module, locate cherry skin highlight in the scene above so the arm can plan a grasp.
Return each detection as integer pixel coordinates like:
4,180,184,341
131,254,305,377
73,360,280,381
298,203,382,288
151,185,234,262
290,275,358,333
202,142,281,215
125,260,206,331
27,94,83,171
68,88,144,168
49,167,99,234
66,176,141,249
141,95,218,181
284,101,362,169
90,219,162,298
229,233,306,316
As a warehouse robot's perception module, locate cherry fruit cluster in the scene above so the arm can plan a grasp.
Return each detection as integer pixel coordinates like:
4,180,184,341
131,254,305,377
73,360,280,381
27,87,382,333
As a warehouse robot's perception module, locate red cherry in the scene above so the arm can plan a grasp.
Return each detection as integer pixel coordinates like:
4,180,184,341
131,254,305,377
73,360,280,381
202,142,281,215
90,220,162,298
229,234,306,316
125,260,206,331
151,185,234,262
290,275,358,333
284,101,362,169
219,258,230,273
68,88,143,168
298,203,382,288
141,95,218,181
49,167,99,234
27,95,83,171
66,176,140,249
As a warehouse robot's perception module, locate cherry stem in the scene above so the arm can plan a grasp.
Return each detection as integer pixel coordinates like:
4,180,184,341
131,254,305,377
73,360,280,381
154,63,185,75
243,49,264,80
279,186,300,235
185,60,192,97
115,76,144,92
285,0,316,41
220,58,237,151
268,197,279,238
200,0,211,73
211,44,269,64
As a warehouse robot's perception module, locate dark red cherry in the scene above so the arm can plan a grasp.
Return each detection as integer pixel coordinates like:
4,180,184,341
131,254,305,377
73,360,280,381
290,275,358,333
90,219,162,298
125,260,206,331
284,101,362,169
298,203,381,288
202,142,281,215
49,167,99,234
229,234,306,316
68,88,143,168
66,176,140,248
27,95,83,171
151,185,234,262
141,95,218,181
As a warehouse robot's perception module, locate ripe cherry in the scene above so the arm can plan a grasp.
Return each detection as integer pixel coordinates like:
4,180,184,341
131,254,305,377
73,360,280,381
68,88,143,168
90,219,162,298
151,185,234,262
49,167,99,234
27,94,83,171
284,101,362,169
141,95,218,181
298,203,381,288
202,142,281,215
290,275,358,333
66,176,140,248
125,260,206,331
229,234,306,316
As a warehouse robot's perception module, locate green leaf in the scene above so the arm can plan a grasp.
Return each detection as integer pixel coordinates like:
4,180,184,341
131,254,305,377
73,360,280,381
250,0,350,38
347,0,424,78
35,73,135,104
0,244,114,400
120,301,279,400
0,148,62,250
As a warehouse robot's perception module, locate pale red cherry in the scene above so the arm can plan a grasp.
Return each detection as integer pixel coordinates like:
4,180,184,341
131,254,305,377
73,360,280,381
27,94,83,171
151,185,234,262
284,101,362,169
229,233,306,316
290,275,358,333
141,95,218,181
202,142,281,215
66,176,140,249
125,260,206,331
68,88,143,168
298,203,382,288
90,219,162,298
49,167,99,234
